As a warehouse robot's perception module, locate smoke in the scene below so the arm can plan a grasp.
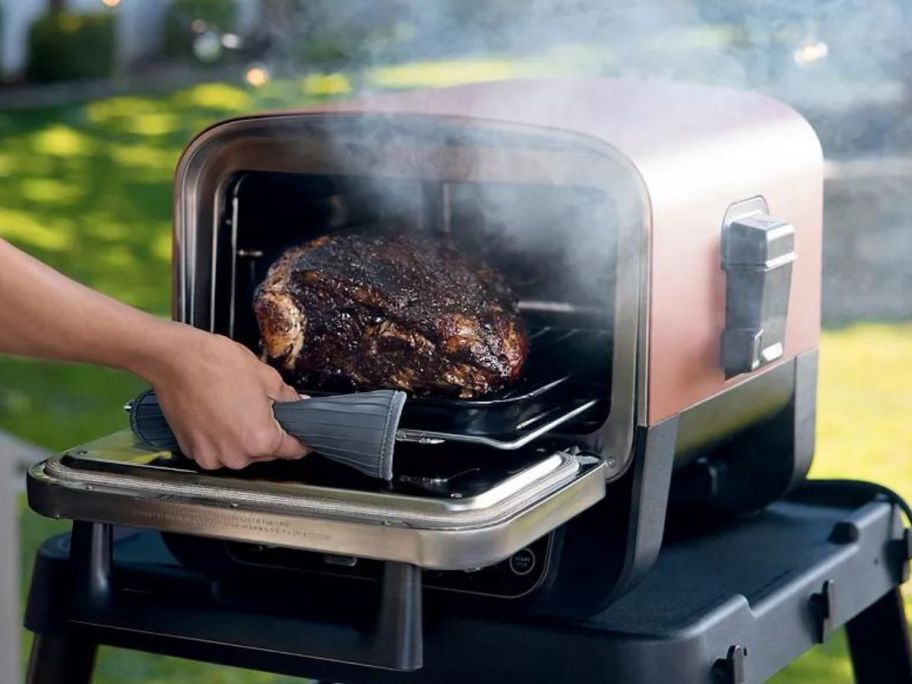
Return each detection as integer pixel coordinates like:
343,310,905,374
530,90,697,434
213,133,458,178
251,0,912,163
261,1,903,98
251,0,912,324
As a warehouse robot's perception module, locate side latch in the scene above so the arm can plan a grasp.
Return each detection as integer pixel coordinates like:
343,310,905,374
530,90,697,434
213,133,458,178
721,198,797,378
810,579,837,643
713,644,748,684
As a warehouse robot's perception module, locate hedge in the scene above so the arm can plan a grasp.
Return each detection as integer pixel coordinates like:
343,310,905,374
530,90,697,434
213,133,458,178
26,11,117,83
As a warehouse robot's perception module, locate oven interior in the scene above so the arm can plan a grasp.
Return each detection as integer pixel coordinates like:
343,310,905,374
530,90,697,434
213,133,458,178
210,170,617,451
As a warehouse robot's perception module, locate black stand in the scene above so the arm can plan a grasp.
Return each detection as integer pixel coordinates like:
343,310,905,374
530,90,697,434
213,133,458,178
24,483,912,684
847,588,912,683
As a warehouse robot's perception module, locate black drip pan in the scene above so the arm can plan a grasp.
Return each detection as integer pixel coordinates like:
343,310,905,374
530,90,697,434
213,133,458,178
305,327,611,449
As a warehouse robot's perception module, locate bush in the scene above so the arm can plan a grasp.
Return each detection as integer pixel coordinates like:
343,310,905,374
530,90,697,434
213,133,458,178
163,0,238,60
26,11,117,84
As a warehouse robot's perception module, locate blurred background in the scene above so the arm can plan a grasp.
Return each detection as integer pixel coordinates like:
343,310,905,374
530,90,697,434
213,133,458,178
0,0,910,682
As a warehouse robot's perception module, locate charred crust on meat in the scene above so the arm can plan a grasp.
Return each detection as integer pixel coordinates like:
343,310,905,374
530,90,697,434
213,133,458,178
254,232,529,397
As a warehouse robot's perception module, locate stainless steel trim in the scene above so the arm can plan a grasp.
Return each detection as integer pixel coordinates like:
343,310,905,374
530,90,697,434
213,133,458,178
395,399,598,449
635,175,652,434
42,450,583,527
591,142,647,477
518,300,605,315
228,194,239,337
208,196,220,333
29,455,606,570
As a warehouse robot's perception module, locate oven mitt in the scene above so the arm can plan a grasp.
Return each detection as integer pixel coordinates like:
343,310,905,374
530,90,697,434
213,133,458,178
127,389,407,480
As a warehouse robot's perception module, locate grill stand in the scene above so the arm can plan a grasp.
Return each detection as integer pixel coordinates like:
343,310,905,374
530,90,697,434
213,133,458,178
27,520,423,683
24,482,912,684
846,587,912,683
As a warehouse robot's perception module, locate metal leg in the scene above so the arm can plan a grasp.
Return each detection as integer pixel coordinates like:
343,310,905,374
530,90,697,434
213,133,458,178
25,631,97,684
70,521,113,613
846,587,912,684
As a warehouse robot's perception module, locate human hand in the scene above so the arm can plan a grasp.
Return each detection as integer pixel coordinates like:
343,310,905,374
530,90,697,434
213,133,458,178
140,322,310,470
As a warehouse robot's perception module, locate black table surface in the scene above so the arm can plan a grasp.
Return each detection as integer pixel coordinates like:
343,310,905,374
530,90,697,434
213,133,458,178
25,482,910,684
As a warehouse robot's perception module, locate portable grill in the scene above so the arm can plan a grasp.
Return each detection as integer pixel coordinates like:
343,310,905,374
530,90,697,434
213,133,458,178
27,78,823,670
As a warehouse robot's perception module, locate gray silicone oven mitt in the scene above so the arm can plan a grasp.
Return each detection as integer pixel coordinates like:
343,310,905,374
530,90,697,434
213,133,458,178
128,389,407,480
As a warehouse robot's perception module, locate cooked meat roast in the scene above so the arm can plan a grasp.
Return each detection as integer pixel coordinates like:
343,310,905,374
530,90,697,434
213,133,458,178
254,232,529,397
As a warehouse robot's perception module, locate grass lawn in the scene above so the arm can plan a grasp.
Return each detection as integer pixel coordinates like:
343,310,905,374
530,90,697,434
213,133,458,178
2,66,912,682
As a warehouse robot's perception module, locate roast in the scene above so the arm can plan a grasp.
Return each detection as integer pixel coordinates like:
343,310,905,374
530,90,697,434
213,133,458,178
254,232,529,397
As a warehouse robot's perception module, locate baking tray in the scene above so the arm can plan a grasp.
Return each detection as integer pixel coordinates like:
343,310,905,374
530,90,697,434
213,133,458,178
307,327,611,450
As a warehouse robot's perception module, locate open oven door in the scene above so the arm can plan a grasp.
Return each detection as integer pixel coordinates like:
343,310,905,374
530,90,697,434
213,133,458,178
28,430,606,570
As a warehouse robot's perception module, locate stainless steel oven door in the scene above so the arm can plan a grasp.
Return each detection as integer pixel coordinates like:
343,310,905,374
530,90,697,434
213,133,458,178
28,431,606,570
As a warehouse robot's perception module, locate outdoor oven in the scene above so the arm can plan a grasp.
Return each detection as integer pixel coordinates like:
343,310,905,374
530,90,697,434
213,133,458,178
27,78,823,669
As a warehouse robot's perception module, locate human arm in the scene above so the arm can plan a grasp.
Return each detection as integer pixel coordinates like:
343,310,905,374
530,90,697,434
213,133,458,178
0,238,308,469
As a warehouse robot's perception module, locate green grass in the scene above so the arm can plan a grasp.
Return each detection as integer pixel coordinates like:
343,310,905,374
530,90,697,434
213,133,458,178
2,69,912,682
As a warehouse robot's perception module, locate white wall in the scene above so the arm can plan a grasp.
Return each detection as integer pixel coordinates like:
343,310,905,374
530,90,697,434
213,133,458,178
0,0,261,77
1,0,46,75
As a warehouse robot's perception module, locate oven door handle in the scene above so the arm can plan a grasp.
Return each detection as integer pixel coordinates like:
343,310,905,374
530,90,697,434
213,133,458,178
126,388,406,480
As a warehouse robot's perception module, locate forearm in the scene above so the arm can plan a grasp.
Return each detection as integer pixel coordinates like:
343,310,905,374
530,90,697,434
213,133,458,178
0,238,194,382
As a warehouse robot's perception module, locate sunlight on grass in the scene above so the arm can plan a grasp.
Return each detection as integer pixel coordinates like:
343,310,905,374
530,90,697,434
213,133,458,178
109,143,178,173
771,630,855,684
0,152,14,175
176,83,253,112
152,230,172,262
18,177,84,204
77,211,139,242
303,72,352,96
811,324,912,500
369,58,530,89
0,208,71,251
30,125,95,156
87,96,169,122
8,155,55,177
122,112,182,137
97,244,146,270
645,25,740,51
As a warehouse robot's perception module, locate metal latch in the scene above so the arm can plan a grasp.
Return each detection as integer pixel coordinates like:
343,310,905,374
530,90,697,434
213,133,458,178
810,579,837,643
721,197,797,378
713,644,748,684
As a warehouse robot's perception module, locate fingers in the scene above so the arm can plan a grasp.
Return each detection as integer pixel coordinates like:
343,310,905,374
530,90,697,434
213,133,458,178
273,381,303,404
269,385,310,459
180,440,220,471
261,364,299,403
181,422,308,470
271,425,311,459
156,343,311,470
